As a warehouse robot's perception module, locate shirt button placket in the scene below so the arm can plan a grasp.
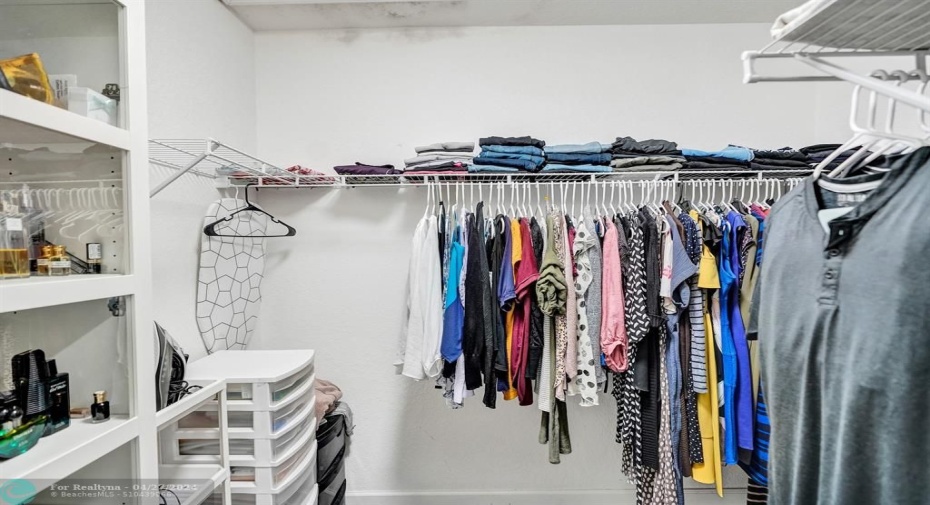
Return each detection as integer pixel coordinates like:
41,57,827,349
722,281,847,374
819,257,843,305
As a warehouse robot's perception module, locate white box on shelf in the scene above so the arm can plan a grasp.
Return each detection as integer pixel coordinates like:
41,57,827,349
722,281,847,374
67,86,117,126
48,74,77,108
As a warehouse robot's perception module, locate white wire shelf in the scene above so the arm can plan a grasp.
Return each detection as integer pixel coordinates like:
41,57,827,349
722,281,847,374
743,0,930,85
236,169,815,188
149,139,294,197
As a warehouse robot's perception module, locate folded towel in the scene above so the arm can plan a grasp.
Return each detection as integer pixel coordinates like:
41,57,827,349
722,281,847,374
544,142,610,155
545,153,611,165
479,136,546,149
414,141,475,154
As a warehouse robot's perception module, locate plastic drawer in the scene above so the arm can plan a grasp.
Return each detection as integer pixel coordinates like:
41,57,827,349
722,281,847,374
230,454,318,505
231,438,317,493
226,363,315,410
164,400,317,466
177,412,316,461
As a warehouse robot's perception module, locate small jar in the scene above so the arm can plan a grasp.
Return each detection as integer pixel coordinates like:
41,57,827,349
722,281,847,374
49,245,71,276
37,245,53,276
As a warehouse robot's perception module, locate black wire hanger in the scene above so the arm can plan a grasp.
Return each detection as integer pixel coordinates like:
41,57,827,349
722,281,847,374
203,184,297,238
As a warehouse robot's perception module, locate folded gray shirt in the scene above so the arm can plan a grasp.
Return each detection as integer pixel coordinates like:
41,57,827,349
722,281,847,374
610,156,685,169
414,142,475,154
405,153,474,166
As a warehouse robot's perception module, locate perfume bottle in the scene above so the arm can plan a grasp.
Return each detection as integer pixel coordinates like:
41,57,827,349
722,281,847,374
86,243,102,274
20,187,44,275
0,210,30,279
49,245,70,276
37,245,53,276
43,360,69,436
90,391,109,423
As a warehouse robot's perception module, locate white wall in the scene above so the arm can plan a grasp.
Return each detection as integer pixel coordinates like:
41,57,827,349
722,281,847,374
249,23,836,504
146,0,256,360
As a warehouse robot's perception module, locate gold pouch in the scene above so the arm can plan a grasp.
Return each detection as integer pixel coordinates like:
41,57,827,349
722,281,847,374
0,53,54,104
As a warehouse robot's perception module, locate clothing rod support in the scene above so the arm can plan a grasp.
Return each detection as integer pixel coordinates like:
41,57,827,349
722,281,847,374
797,54,930,113
150,152,209,197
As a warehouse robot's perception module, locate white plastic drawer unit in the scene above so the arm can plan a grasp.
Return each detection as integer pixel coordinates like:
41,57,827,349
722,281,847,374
231,439,318,497
185,349,316,410
175,410,317,465
231,436,317,490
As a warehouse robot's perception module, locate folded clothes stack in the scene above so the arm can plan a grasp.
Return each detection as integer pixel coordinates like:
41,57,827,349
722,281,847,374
333,162,402,176
681,145,752,170
610,136,686,171
470,136,547,173
540,142,611,173
801,144,867,172
403,141,475,174
748,147,811,171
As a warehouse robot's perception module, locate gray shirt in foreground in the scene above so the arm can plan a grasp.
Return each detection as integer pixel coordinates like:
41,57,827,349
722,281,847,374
753,147,930,505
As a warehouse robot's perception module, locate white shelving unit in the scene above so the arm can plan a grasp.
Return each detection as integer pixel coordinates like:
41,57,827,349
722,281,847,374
2,416,136,482
0,0,158,501
0,88,131,149
157,380,232,505
0,274,135,313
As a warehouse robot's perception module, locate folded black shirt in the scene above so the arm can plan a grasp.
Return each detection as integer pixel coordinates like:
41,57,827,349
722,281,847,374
479,136,546,149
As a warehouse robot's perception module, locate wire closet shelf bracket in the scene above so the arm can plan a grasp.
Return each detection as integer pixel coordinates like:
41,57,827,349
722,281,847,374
743,0,930,114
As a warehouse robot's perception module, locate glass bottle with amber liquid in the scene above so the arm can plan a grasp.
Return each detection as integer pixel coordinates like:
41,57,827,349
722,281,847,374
0,215,30,279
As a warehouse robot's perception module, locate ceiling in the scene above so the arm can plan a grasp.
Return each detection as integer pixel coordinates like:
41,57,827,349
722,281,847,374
221,0,802,31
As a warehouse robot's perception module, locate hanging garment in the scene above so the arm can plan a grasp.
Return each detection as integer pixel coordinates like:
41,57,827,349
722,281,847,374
562,215,579,392
397,215,443,380
552,214,571,401
586,218,607,388
654,328,679,505
501,218,520,401
462,212,486,391
600,219,629,372
754,148,930,505
512,219,539,405
570,220,599,407
526,217,546,380
440,227,465,365
724,211,754,459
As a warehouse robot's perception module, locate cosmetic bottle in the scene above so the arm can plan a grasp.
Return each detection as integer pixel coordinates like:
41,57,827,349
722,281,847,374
49,245,70,276
0,214,29,279
86,243,102,274
43,360,70,436
37,245,53,276
21,188,44,275
90,391,109,423
0,407,10,435
12,349,49,421
10,405,23,429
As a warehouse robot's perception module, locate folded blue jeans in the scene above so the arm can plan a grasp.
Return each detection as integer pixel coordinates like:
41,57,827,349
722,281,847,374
545,153,611,164
473,156,542,172
480,144,546,157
